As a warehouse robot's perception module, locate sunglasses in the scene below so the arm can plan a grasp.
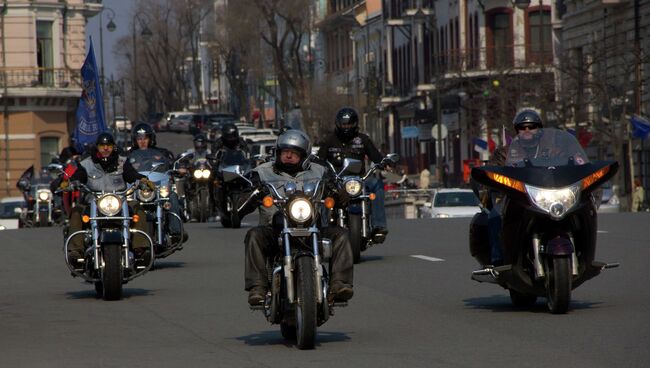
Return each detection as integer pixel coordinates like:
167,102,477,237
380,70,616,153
97,143,114,149
516,124,539,131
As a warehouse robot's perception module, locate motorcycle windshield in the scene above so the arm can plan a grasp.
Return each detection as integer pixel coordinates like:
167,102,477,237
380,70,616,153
193,158,211,169
128,149,171,173
138,171,169,186
219,149,251,172
506,128,589,167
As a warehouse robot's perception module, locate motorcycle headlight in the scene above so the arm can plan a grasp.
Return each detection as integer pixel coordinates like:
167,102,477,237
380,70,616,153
37,190,51,201
288,198,313,224
98,194,123,216
137,188,156,202
159,186,170,198
526,183,581,220
344,179,362,196
193,169,202,179
193,169,211,179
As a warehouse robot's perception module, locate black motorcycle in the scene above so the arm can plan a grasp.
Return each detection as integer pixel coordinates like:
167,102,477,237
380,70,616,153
249,181,345,349
326,153,399,263
469,128,619,314
215,149,252,228
183,156,214,222
63,182,154,301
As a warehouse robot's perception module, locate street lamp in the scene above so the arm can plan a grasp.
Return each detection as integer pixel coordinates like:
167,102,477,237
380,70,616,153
131,12,152,123
98,7,116,124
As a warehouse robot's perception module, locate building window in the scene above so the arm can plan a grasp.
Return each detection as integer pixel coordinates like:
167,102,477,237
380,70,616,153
527,7,552,65
486,10,513,68
36,21,54,86
40,137,60,169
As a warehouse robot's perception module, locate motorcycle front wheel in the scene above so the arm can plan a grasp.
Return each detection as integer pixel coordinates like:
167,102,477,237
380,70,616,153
38,212,48,227
101,244,123,301
295,256,317,349
545,255,572,314
349,214,363,263
198,189,210,222
229,195,241,229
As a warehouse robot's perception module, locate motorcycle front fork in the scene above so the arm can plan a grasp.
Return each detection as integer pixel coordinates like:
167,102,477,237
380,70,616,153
532,233,579,279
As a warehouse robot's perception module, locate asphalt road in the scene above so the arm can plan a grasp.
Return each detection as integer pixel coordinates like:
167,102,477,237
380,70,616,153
0,210,649,367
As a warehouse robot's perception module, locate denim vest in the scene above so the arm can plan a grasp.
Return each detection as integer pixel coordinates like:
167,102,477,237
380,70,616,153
80,156,127,192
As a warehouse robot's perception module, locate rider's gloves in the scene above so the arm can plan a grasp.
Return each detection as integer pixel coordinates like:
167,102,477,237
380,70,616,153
140,178,156,191
59,180,69,190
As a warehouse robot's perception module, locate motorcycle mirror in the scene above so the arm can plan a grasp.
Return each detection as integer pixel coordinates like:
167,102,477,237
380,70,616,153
304,182,316,197
47,163,64,172
14,207,22,214
285,182,297,196
386,153,400,163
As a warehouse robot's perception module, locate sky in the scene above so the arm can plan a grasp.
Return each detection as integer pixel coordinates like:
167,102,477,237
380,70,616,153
85,0,134,81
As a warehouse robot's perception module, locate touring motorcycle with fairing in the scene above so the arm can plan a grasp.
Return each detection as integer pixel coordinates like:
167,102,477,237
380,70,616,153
214,148,253,228
469,128,619,314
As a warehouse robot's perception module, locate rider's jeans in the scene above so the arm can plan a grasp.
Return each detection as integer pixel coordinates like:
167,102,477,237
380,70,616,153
244,225,353,291
366,175,387,229
167,192,183,235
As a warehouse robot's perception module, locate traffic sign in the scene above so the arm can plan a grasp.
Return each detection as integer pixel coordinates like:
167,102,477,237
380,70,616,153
431,123,448,140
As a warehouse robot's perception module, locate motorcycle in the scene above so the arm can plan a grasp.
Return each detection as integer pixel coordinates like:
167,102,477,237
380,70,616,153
130,151,186,259
249,180,344,349
326,154,400,263
215,149,253,228
469,128,619,314
30,183,55,227
62,182,154,301
183,156,214,222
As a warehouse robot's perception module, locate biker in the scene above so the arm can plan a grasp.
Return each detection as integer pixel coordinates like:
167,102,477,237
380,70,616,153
181,133,212,160
486,109,544,266
127,123,188,243
317,107,389,236
59,132,155,268
244,129,354,305
211,123,249,153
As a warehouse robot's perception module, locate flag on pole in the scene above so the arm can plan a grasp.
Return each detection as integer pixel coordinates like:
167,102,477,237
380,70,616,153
630,115,650,140
473,138,489,154
73,39,107,154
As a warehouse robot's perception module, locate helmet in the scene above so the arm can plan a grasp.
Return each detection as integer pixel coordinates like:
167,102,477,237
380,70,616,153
194,133,208,153
131,123,156,147
513,109,543,130
274,129,311,174
335,107,359,141
220,123,239,149
95,132,115,146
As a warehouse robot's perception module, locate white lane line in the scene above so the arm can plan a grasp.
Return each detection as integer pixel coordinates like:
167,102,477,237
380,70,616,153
411,255,445,262
597,230,609,234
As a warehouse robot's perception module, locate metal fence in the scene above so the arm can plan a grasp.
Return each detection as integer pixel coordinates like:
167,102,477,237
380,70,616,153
0,67,81,89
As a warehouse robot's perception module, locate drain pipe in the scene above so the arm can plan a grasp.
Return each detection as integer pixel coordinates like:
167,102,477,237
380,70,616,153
2,1,9,195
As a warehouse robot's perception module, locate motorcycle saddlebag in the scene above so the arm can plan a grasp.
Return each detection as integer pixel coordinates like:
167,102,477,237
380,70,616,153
469,211,491,266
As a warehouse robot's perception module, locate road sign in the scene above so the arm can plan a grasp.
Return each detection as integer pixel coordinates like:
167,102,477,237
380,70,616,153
401,126,420,139
431,123,448,140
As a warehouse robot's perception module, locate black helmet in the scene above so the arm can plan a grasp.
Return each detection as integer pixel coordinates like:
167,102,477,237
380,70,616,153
274,129,311,174
132,123,156,147
221,123,239,149
95,132,115,146
513,109,543,130
335,107,359,141
194,133,208,152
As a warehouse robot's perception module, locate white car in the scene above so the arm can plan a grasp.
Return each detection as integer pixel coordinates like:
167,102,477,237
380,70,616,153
422,188,481,218
0,196,26,229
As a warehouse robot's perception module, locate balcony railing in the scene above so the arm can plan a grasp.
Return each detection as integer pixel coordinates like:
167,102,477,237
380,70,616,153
0,67,82,89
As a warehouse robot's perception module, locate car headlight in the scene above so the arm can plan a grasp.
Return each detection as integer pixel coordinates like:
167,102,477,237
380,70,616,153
288,198,313,223
98,194,123,216
344,179,362,196
37,190,51,201
138,188,156,202
159,186,170,198
526,183,580,219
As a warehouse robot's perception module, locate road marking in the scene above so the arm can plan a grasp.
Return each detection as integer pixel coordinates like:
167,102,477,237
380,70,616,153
597,230,609,234
411,255,445,262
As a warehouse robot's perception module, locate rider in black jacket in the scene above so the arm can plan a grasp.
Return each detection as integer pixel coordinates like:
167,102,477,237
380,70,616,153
317,107,388,236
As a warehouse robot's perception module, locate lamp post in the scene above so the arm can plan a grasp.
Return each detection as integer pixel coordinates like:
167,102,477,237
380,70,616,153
98,7,116,126
131,12,152,122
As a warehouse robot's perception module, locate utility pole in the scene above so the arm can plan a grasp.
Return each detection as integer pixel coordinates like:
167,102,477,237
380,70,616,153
2,2,10,195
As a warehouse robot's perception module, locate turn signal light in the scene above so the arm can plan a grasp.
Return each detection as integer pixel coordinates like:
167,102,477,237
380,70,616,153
369,193,377,201
582,166,610,190
324,197,335,209
262,196,274,208
132,214,140,223
486,172,525,193
81,215,90,223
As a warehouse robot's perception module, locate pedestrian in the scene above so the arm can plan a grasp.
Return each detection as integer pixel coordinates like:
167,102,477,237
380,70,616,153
419,167,431,189
441,160,450,188
632,178,645,212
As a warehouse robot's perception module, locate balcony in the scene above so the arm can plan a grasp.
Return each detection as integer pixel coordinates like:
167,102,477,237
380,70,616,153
0,67,82,91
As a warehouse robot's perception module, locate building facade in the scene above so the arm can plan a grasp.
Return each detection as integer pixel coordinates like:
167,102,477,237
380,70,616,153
0,0,100,197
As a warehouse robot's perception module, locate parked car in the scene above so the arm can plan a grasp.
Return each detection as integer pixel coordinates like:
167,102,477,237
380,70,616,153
161,111,188,132
168,113,195,133
239,128,277,141
420,188,481,218
114,116,132,132
0,196,26,229
597,181,621,213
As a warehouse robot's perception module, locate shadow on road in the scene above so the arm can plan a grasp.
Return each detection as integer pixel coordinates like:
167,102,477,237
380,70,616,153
152,261,186,270
65,287,153,300
462,295,603,313
235,330,350,347
358,255,384,263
